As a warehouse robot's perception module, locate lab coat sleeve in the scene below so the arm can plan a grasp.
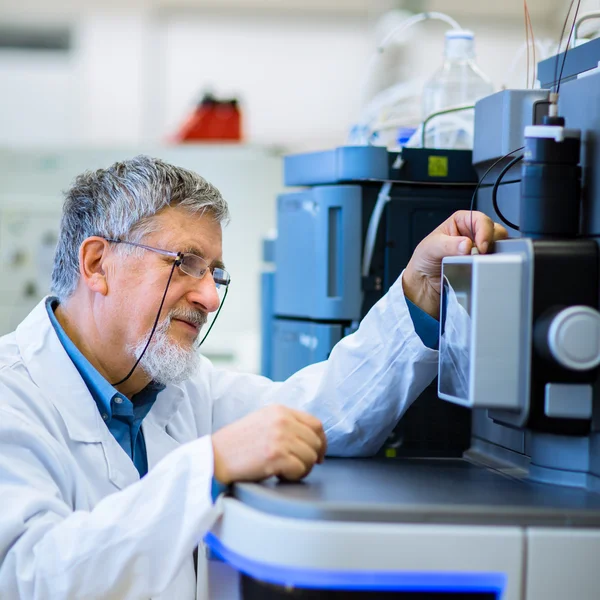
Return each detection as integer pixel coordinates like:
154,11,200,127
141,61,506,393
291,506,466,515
0,406,221,600
208,272,439,456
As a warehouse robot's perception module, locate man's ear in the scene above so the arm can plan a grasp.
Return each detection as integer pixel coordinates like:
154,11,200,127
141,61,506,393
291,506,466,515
79,237,110,296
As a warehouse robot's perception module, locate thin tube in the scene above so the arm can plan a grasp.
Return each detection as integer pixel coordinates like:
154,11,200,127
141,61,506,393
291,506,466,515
574,11,600,40
421,105,474,148
524,0,531,88
557,0,582,94
503,39,549,89
492,155,523,231
554,0,576,93
376,12,461,52
356,12,462,117
362,181,393,278
468,146,524,241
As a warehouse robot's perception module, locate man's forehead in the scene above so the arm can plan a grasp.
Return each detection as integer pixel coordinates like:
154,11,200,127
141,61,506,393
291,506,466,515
163,236,223,259
151,209,223,259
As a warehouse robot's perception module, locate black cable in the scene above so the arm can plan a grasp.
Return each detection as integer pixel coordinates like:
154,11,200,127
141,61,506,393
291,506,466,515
197,284,229,346
557,0,582,94
554,0,576,93
112,268,230,386
109,246,230,387
492,155,523,231
112,257,180,386
469,146,525,241
479,179,521,188
554,0,582,94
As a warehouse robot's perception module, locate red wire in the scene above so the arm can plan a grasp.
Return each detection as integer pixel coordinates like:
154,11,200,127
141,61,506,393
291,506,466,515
524,0,530,88
526,1,536,86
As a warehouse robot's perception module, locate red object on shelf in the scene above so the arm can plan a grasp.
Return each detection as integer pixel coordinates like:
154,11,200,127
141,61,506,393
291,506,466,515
173,95,242,142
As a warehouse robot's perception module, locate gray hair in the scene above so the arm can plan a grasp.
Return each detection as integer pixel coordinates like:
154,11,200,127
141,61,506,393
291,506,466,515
51,155,230,300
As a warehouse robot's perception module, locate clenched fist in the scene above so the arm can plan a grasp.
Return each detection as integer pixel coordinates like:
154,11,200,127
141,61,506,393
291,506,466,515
211,405,327,484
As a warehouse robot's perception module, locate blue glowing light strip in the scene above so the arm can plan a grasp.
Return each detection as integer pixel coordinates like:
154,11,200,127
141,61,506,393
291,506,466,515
204,533,506,596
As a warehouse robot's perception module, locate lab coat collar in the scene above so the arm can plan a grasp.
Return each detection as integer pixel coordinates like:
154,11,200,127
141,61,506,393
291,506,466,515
15,298,193,489
16,298,189,437
18,301,138,485
16,298,106,444
147,382,187,428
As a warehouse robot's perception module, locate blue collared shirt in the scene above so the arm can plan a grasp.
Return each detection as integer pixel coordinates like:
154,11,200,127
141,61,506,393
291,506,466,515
46,298,161,478
47,298,226,500
405,298,440,350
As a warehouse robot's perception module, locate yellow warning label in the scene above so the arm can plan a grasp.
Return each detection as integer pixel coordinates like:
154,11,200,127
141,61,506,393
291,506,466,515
428,155,449,177
385,448,397,458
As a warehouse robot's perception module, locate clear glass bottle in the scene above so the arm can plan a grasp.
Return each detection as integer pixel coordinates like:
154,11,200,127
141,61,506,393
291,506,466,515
421,30,493,149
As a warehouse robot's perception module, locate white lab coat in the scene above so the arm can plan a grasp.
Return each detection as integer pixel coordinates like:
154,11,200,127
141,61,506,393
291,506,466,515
0,275,438,599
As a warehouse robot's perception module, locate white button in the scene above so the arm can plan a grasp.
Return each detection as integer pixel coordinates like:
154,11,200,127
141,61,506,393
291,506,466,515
548,306,600,371
114,397,123,404
102,413,109,421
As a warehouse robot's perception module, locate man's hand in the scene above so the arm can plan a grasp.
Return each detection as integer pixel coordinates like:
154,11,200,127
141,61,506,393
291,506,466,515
211,405,327,485
403,210,508,319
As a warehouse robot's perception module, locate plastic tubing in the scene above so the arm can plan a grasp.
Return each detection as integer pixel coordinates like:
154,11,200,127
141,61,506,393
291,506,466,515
357,12,462,117
362,181,393,278
376,12,461,52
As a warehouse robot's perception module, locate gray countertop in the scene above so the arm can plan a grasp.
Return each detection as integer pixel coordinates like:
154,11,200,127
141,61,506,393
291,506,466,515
233,457,600,527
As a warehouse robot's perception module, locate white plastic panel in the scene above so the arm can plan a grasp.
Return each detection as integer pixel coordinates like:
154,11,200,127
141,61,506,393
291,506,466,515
211,498,525,600
526,528,600,600
439,253,526,410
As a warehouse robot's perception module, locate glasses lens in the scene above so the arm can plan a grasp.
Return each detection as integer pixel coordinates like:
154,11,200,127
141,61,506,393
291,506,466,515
179,254,209,278
213,268,230,289
179,254,230,288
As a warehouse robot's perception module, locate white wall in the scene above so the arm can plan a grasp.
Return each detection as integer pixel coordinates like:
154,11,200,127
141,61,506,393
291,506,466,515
0,8,562,151
75,12,151,145
159,11,370,152
0,50,76,146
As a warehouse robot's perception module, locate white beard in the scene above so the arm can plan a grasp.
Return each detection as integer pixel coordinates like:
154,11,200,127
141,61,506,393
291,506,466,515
128,308,206,385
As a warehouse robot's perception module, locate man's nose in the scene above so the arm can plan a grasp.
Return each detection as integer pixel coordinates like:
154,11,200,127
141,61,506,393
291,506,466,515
186,273,221,313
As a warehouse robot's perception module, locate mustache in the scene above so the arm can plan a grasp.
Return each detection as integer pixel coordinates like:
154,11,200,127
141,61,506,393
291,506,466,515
167,307,208,329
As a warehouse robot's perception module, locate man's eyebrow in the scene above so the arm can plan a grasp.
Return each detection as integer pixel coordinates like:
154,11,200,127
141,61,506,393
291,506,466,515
180,244,204,256
180,245,226,270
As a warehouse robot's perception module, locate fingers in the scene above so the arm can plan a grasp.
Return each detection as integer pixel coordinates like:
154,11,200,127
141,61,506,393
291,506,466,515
285,414,324,456
435,232,472,260
276,454,314,481
264,406,326,481
288,408,327,462
447,211,505,254
317,429,327,463
277,438,319,481
288,407,323,433
212,405,327,485
493,222,509,242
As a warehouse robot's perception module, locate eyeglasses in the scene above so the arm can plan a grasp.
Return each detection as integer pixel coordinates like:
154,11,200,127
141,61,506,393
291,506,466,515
105,239,231,288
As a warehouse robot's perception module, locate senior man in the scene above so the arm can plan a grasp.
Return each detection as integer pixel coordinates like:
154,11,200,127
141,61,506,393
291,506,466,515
0,156,506,599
